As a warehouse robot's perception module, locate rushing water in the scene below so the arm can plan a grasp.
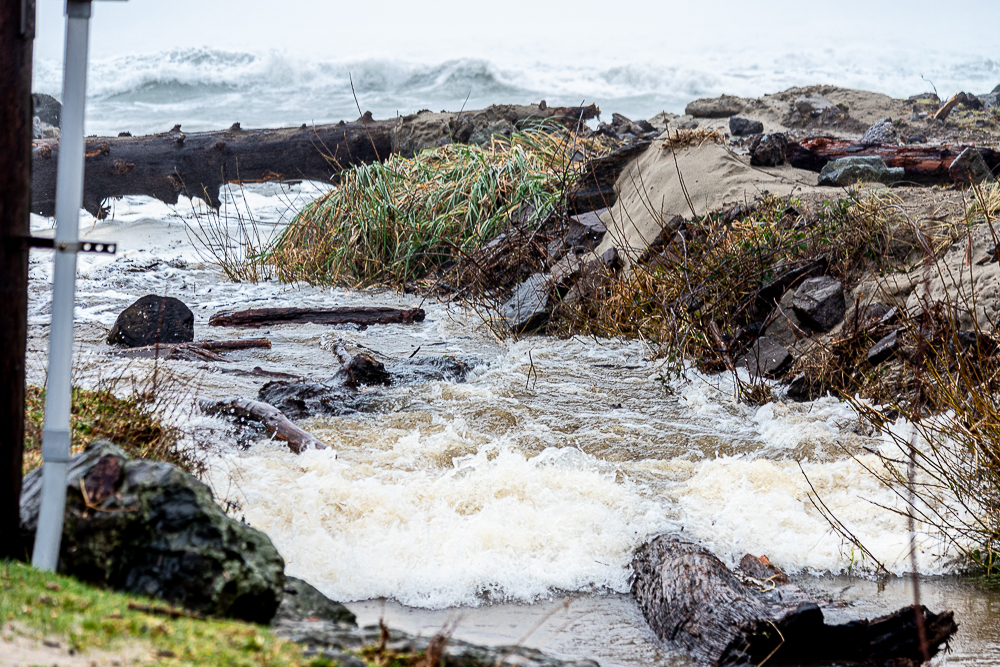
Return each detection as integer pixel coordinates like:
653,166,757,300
23,184,1000,664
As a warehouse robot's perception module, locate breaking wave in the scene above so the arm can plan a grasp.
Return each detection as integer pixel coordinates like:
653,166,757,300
31,47,1000,136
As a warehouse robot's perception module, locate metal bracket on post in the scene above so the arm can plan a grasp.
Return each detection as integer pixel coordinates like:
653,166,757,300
23,236,118,254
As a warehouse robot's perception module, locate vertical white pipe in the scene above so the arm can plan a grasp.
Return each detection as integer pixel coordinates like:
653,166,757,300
32,0,91,572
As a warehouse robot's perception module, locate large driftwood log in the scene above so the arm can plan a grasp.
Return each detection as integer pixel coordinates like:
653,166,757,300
31,104,601,219
198,396,327,454
32,120,393,218
632,534,957,666
209,306,425,328
786,137,1000,185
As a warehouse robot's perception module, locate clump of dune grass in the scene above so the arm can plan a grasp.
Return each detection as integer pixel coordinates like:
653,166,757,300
268,128,593,288
23,366,204,476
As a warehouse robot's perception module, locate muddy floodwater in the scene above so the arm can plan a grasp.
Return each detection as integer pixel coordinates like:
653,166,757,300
25,185,1000,666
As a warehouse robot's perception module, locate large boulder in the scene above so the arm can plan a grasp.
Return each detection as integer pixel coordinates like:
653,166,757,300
818,156,903,186
729,117,763,136
859,117,897,145
749,133,788,167
274,577,356,627
107,295,194,347
792,276,845,332
737,336,793,378
32,93,61,127
20,441,285,623
684,94,745,118
501,273,552,333
949,147,996,187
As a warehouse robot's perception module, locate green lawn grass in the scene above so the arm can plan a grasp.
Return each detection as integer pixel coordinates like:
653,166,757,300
1,560,332,666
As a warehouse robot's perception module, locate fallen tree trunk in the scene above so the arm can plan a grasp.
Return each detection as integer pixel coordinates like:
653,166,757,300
632,534,957,666
32,103,601,219
198,396,327,454
209,306,425,328
785,137,1000,184
32,120,393,218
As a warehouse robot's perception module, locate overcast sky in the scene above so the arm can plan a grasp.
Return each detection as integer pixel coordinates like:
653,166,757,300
33,0,1000,64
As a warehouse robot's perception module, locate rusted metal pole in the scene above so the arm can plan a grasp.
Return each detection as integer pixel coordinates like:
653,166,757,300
0,0,35,561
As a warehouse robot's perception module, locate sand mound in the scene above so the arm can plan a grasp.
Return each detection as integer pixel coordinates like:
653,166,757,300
595,137,836,263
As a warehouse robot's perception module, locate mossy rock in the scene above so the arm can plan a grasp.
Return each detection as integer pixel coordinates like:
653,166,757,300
20,440,285,623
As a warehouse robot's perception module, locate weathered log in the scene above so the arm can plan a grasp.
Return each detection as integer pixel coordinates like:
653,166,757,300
632,534,957,666
31,119,393,218
209,306,425,328
198,397,327,454
31,103,601,219
785,137,1000,185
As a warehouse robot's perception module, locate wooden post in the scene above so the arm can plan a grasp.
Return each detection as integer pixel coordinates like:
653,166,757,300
0,0,35,560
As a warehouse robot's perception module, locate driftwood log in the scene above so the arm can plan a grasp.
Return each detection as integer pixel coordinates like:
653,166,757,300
31,104,600,219
786,137,1000,185
632,534,957,666
209,306,425,328
198,396,326,454
32,120,393,218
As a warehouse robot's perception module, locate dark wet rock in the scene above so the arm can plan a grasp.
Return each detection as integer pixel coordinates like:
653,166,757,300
953,329,999,356
750,258,827,324
860,117,897,145
257,381,377,419
729,117,763,136
949,147,996,187
274,577,356,627
19,441,285,623
867,330,900,366
468,121,515,146
564,208,608,252
818,156,904,187
861,302,892,326
562,248,620,306
258,356,481,419
736,336,793,378
501,273,552,333
763,291,807,349
685,95,744,118
275,621,599,667
980,91,1000,109
906,133,927,144
32,93,61,128
793,95,835,116
107,295,194,347
334,354,391,388
792,276,845,332
784,373,826,402
551,253,584,286
749,133,788,167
